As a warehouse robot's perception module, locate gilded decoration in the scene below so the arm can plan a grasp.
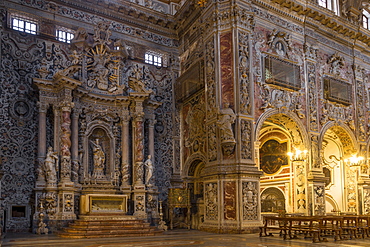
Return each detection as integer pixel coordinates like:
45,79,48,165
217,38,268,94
183,94,206,160
346,166,357,212
205,182,218,221
295,161,307,212
56,22,128,94
260,139,288,174
205,38,217,120
364,188,370,215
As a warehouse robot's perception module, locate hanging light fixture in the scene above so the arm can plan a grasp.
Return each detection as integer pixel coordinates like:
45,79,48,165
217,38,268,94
343,154,364,167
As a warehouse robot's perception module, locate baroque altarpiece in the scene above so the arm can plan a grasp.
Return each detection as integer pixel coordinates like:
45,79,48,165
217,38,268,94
33,24,162,229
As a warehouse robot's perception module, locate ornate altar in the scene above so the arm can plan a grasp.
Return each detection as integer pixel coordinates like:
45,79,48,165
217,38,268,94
32,22,161,230
168,188,191,229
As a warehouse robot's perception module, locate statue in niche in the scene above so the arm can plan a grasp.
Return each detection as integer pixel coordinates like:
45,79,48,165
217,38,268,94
90,139,106,179
44,147,58,183
217,103,236,142
144,155,153,185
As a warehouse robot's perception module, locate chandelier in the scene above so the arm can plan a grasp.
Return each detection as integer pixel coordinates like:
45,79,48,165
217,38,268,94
287,148,308,162
343,154,364,167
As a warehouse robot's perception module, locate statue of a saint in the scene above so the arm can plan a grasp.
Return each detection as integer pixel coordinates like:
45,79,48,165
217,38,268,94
217,103,236,142
44,147,58,183
144,155,153,185
91,139,105,169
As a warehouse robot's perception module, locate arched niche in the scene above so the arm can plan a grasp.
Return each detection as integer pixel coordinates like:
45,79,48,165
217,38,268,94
83,121,116,180
261,187,286,213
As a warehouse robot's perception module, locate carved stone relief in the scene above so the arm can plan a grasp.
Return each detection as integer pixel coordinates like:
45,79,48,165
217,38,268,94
208,123,217,162
205,182,218,221
306,61,318,132
346,166,357,212
356,79,366,142
241,120,253,160
183,94,206,161
363,188,370,215
242,181,258,220
205,38,217,120
260,85,305,119
313,185,325,216
295,161,307,213
238,30,251,115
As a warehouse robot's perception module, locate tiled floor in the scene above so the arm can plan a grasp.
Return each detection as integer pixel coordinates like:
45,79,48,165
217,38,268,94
2,229,370,247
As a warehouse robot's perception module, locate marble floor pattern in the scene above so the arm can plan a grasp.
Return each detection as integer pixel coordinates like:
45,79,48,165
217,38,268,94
2,229,370,247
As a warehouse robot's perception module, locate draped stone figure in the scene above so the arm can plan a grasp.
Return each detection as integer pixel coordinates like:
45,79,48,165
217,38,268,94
144,155,153,185
90,139,106,179
44,147,58,184
217,103,236,142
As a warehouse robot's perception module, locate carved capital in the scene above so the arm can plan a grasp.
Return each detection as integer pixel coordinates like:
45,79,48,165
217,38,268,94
60,101,74,112
37,102,49,113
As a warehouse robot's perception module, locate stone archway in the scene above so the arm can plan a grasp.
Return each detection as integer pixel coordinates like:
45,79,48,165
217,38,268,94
320,123,358,213
261,187,286,213
182,154,206,230
255,110,309,215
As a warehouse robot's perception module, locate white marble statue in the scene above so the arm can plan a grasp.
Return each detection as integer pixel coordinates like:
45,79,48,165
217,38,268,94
144,155,153,185
217,103,236,142
44,147,58,183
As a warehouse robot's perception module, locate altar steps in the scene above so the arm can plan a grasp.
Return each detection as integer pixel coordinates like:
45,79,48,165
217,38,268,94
57,214,163,238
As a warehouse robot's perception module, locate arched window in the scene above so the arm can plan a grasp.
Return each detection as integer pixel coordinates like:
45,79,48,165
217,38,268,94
363,9,370,29
318,0,339,15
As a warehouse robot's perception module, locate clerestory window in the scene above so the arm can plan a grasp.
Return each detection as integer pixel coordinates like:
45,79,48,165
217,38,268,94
145,52,163,67
318,0,339,15
56,28,74,43
11,15,37,34
363,9,370,29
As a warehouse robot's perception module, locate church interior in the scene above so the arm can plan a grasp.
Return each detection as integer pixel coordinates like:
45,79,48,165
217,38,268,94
2,0,370,240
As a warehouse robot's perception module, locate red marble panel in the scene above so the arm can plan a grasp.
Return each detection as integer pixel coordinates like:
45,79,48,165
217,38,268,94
220,32,234,108
224,181,236,220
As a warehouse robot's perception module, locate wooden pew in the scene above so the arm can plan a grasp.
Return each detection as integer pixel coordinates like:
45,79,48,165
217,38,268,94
320,216,344,241
259,216,288,239
284,216,326,243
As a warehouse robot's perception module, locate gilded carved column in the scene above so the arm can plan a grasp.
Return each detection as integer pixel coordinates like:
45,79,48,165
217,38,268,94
37,101,49,183
133,115,145,186
132,98,147,218
71,109,80,183
59,102,74,183
121,113,131,189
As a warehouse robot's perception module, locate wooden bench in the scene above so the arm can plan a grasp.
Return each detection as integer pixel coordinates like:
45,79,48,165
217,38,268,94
259,216,288,239
320,216,344,241
285,216,326,243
